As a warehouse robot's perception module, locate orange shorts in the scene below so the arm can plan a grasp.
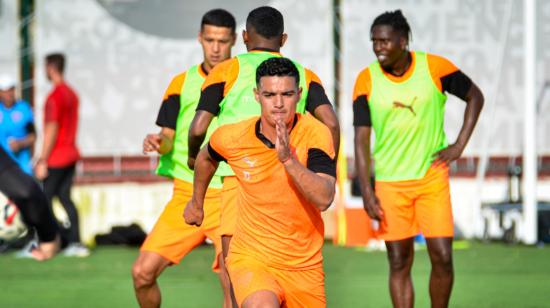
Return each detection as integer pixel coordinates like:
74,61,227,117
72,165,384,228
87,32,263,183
375,164,453,241
140,178,222,271
218,176,239,237
227,254,326,308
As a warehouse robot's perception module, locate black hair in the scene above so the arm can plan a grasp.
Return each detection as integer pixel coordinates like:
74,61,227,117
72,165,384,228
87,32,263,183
45,53,65,73
370,9,412,41
256,57,299,86
246,6,284,39
201,9,236,32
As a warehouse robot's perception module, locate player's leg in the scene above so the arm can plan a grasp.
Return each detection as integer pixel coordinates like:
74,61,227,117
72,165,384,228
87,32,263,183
0,162,60,260
375,180,419,308
273,266,326,308
385,238,415,308
416,164,454,308
219,176,239,307
202,187,232,308
55,164,82,245
226,254,282,308
132,179,210,307
425,237,453,308
242,290,280,308
132,251,172,308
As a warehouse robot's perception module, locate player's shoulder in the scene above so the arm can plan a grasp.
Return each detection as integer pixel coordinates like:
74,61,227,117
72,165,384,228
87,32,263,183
296,113,330,134
214,116,257,139
424,52,458,71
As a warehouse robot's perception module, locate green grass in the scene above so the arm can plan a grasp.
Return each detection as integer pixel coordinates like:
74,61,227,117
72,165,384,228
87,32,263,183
0,242,549,307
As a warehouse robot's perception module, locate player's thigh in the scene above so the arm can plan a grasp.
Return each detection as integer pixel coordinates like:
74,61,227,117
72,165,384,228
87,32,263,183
376,181,418,241
276,267,326,308
415,166,453,238
226,254,283,307
141,185,206,264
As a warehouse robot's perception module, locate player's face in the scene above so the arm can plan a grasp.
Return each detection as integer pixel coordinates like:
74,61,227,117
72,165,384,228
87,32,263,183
255,76,302,128
371,25,407,70
199,25,236,72
0,88,15,107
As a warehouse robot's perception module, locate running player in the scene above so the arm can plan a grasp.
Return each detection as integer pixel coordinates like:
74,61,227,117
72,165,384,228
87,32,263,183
185,57,336,308
353,10,484,308
0,147,60,260
187,5,340,279
131,9,236,308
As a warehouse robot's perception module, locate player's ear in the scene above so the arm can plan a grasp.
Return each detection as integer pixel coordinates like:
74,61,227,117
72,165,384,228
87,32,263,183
254,86,260,103
280,33,288,47
197,30,203,44
399,36,408,50
230,32,237,46
242,30,249,45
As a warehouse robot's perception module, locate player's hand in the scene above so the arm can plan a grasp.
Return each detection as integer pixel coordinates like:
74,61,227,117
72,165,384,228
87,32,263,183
275,118,292,163
142,134,162,154
187,157,196,170
363,192,384,221
8,139,22,153
184,199,204,226
34,160,48,180
434,143,464,166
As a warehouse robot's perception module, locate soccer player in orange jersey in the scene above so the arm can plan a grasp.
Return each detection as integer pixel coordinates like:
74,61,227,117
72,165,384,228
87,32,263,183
131,9,236,308
185,57,336,308
353,10,484,308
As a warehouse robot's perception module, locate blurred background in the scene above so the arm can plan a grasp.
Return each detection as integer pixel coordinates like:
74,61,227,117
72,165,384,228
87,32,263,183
1,0,550,245
1,0,550,306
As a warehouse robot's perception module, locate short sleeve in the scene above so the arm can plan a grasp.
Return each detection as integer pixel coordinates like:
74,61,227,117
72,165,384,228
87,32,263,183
155,72,185,129
304,68,331,112
44,96,59,123
353,69,372,127
208,126,229,161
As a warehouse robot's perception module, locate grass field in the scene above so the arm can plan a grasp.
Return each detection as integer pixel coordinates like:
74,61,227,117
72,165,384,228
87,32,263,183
1,242,549,307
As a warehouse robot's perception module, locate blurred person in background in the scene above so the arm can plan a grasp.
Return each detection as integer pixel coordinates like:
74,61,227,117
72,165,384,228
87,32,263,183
353,10,483,308
0,146,60,261
131,9,236,308
34,53,88,257
0,74,36,175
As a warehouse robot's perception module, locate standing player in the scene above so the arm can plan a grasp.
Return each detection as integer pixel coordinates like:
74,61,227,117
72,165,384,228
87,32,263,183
188,5,340,274
353,10,484,308
0,75,36,175
131,9,236,308
185,57,336,308
0,147,60,260
35,53,88,257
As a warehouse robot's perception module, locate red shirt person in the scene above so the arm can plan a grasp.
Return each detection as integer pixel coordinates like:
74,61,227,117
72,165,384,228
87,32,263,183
35,53,88,257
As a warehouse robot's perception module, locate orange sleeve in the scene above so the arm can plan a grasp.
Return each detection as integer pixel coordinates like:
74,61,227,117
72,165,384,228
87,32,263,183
162,72,186,101
209,125,231,160
427,54,459,92
201,58,239,96
309,117,335,160
304,68,323,88
353,68,371,101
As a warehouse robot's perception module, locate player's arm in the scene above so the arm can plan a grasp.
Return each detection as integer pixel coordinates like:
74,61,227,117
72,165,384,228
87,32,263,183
184,143,220,226
9,122,36,153
354,126,383,221
352,70,383,220
35,97,59,180
188,62,231,169
434,61,485,164
142,127,175,155
306,69,341,158
276,119,335,211
188,110,215,169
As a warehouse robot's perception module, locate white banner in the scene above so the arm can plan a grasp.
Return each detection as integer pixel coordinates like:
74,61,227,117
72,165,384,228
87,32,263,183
341,0,550,156
34,0,333,156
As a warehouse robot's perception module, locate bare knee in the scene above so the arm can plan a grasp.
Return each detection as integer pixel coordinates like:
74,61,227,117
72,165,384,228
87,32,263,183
132,258,159,289
431,249,453,273
242,290,279,308
387,247,414,273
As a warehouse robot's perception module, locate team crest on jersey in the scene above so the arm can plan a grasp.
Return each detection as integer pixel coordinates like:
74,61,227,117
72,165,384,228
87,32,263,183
243,156,257,167
10,111,23,123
